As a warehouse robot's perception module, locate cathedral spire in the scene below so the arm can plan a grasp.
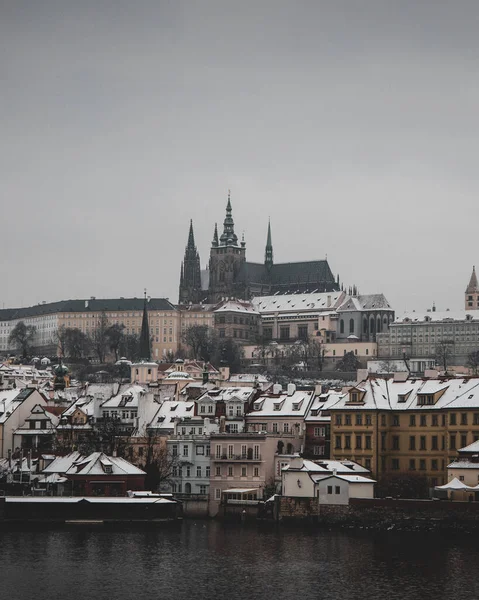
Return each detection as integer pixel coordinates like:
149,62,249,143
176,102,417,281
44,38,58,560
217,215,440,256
139,290,151,361
212,222,219,247
467,266,478,293
179,220,202,304
265,218,273,269
220,190,238,246
187,219,195,250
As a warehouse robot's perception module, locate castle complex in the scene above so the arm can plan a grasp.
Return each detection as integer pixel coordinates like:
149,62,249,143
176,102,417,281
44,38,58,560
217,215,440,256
179,193,339,304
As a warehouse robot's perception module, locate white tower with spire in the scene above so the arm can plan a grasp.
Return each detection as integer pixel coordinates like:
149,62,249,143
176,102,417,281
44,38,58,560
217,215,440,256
466,266,479,310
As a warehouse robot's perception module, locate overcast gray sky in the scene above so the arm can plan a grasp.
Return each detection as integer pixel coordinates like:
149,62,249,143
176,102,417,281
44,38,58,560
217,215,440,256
2,1,478,313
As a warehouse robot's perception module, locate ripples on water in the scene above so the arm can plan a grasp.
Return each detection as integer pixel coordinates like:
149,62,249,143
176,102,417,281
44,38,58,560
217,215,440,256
1,522,478,600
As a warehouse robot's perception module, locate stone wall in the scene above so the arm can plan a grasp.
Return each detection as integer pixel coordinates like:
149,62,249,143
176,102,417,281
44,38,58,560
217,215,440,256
278,496,479,530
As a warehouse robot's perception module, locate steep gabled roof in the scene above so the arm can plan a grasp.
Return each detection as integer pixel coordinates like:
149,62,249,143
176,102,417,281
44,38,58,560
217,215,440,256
466,266,479,293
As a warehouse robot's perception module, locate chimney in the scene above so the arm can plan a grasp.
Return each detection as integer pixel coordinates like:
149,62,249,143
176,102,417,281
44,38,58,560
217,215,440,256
85,300,89,308
273,383,282,395
289,455,303,469
327,295,331,307
287,383,296,396
393,371,409,382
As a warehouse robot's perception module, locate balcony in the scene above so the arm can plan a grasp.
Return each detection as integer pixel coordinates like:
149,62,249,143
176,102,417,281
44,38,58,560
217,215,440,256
213,454,262,462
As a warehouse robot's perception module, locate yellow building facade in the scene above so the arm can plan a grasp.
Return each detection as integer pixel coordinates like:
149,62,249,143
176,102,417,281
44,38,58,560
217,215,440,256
328,377,479,487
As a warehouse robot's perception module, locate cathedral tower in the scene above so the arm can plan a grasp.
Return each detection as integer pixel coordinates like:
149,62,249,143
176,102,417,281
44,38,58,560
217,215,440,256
465,266,479,310
208,192,246,303
179,220,202,304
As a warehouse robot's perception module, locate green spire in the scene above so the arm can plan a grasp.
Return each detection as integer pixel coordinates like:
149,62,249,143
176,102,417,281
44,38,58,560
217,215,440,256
265,218,273,268
220,190,238,246
139,290,151,361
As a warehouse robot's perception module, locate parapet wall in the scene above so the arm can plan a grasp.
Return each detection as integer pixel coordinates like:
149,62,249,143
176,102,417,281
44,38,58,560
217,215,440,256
279,496,479,530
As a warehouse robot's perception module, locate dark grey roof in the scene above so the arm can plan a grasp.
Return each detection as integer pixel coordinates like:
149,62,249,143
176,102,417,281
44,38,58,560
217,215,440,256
269,260,335,286
338,294,393,312
0,298,177,321
240,260,336,288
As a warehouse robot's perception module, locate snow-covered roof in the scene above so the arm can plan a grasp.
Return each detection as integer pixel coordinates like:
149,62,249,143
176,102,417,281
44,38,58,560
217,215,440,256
253,292,343,313
165,371,194,380
197,387,255,403
101,384,145,409
250,390,314,417
148,400,195,430
305,391,345,422
42,451,83,474
325,376,479,411
458,440,479,453
283,458,369,475
214,300,258,315
65,452,145,476
5,497,174,504
228,374,270,383
0,388,39,423
338,294,392,312
393,310,479,324
447,460,479,469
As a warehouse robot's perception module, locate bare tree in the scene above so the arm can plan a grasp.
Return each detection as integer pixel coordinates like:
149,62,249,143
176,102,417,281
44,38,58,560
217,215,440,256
106,323,125,361
139,432,179,491
64,327,91,360
181,325,216,360
467,350,479,375
378,359,398,374
89,312,110,363
53,325,68,357
435,340,454,372
8,321,36,359
336,351,360,372
118,332,141,361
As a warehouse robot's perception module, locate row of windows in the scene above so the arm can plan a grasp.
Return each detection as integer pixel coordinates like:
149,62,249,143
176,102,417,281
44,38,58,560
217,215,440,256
171,444,210,457
172,483,208,494
214,465,260,477
172,465,211,478
389,458,447,472
335,434,372,450
334,412,479,427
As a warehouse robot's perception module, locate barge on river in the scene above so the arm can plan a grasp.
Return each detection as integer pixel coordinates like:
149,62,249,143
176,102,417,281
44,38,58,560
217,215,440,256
0,496,182,525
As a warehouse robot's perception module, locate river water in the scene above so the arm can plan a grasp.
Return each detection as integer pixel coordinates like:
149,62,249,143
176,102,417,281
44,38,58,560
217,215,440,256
1,521,478,600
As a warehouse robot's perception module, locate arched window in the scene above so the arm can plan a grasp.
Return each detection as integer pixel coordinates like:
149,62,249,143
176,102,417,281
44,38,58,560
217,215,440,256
340,319,345,334
349,319,354,334
363,319,368,334
377,316,381,332
370,317,375,335
185,483,191,494
286,443,293,454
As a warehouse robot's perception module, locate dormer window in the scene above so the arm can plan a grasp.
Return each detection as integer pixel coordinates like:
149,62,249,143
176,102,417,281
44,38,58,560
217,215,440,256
274,404,281,411
347,389,365,405
417,394,435,406
103,464,112,474
292,403,300,411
